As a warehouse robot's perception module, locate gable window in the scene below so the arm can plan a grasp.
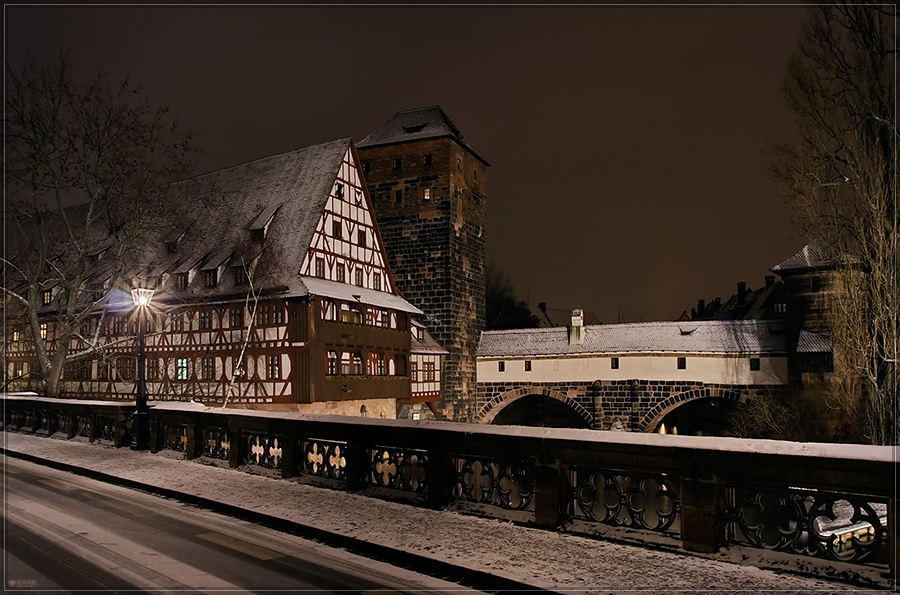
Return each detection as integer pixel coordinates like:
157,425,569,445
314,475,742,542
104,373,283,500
358,230,367,248
176,358,190,380
677,357,686,370
174,273,188,291
423,188,432,201
525,360,532,372
611,357,619,369
268,355,280,380
332,220,342,239
355,269,364,287
203,357,215,381
315,257,325,279
199,311,211,330
373,272,382,292
335,183,344,199
336,263,345,283
147,359,159,381
42,290,52,304
231,307,243,328
498,361,505,372
392,158,401,170
750,357,761,371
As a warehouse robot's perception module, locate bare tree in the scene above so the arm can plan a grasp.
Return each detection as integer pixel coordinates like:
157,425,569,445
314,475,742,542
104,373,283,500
772,4,897,444
4,54,197,398
485,262,539,330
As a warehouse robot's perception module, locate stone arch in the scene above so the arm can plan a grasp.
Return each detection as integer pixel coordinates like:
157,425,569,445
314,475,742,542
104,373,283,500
476,387,594,427
639,386,746,432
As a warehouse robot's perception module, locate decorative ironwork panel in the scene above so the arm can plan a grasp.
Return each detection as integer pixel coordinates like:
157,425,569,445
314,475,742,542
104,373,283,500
36,409,53,432
301,439,347,480
245,433,283,469
727,486,889,566
56,413,70,436
455,456,534,511
162,423,188,453
22,407,35,429
6,406,25,429
201,427,230,460
573,468,680,532
370,447,428,493
75,415,90,437
97,416,116,442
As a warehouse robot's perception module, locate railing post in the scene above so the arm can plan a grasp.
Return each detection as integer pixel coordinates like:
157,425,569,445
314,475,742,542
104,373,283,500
533,458,567,529
426,444,452,509
345,441,369,491
281,433,297,479
148,411,160,453
228,424,242,469
679,473,725,553
113,409,126,448
185,421,198,460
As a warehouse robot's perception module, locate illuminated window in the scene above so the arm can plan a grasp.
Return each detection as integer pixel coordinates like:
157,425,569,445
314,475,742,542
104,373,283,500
268,355,280,379
233,361,246,381
42,290,52,304
423,188,431,201
677,357,686,370
12,331,20,341
750,358,761,371
315,257,325,279
176,358,190,380
40,323,48,339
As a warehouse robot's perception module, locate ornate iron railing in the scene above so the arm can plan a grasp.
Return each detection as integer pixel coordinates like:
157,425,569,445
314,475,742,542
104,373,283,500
36,409,52,433
75,414,91,438
727,485,889,566
96,415,116,442
454,456,534,511
162,423,188,453
572,468,681,533
201,427,230,460
369,446,428,493
301,439,347,480
244,433,283,470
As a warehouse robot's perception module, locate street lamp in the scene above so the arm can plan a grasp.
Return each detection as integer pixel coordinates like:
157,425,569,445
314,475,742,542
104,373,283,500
131,287,154,450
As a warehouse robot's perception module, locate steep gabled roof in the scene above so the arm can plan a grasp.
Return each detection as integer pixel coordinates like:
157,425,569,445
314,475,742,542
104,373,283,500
771,239,847,273
477,320,789,358
357,106,489,165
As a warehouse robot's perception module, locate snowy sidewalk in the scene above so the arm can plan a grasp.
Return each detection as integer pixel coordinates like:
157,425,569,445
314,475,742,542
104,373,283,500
2,432,890,593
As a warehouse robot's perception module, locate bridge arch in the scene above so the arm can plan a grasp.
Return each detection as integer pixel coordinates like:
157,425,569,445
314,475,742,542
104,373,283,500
639,386,746,433
476,387,593,428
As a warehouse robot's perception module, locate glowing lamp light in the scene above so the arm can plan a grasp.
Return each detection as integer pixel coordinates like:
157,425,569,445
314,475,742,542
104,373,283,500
132,288,154,307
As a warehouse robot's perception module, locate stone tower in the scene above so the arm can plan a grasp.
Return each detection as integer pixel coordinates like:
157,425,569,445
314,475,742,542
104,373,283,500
357,107,488,422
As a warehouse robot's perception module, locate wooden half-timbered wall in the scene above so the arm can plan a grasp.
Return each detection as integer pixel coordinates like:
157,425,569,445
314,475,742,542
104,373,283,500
299,148,392,292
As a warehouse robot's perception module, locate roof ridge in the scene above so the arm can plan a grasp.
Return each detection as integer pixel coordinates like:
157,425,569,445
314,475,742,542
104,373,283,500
193,137,351,180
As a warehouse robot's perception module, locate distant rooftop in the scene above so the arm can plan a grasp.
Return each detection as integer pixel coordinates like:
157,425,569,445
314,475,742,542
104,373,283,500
478,320,791,357
357,106,489,165
771,239,849,273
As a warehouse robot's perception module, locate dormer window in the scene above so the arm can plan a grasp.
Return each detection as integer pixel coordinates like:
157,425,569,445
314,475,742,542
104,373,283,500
233,266,248,285
174,273,188,291
203,270,217,287
251,228,265,243
42,290,52,304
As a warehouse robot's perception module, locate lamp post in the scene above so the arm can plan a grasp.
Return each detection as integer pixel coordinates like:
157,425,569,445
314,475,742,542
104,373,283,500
131,288,154,450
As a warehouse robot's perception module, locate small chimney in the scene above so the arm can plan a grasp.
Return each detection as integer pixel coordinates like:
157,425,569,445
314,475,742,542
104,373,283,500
737,281,747,302
765,275,775,288
697,299,705,316
569,309,584,346
538,302,547,314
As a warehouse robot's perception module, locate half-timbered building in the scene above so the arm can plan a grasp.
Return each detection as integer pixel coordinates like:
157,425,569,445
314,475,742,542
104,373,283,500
6,138,423,417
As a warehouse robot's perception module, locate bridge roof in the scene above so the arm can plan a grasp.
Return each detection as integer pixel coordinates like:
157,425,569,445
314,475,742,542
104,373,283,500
477,320,788,357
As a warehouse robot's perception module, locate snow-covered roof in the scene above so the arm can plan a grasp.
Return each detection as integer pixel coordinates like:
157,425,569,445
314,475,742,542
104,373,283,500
411,320,448,355
770,239,850,273
299,276,422,315
357,106,489,165
797,330,832,353
477,320,789,358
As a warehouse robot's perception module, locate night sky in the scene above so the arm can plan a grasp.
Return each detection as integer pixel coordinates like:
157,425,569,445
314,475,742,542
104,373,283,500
6,4,809,324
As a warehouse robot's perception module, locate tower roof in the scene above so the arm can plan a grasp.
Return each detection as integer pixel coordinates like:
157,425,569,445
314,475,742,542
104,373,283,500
770,238,853,274
358,106,489,165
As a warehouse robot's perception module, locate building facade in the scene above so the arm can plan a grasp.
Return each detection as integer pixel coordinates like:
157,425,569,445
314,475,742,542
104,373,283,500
6,139,421,417
358,107,488,422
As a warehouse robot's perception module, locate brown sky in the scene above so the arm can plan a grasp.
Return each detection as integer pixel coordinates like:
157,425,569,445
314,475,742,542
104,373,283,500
5,4,810,323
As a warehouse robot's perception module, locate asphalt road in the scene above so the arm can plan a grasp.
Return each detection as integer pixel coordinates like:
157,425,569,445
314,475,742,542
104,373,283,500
3,457,478,594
